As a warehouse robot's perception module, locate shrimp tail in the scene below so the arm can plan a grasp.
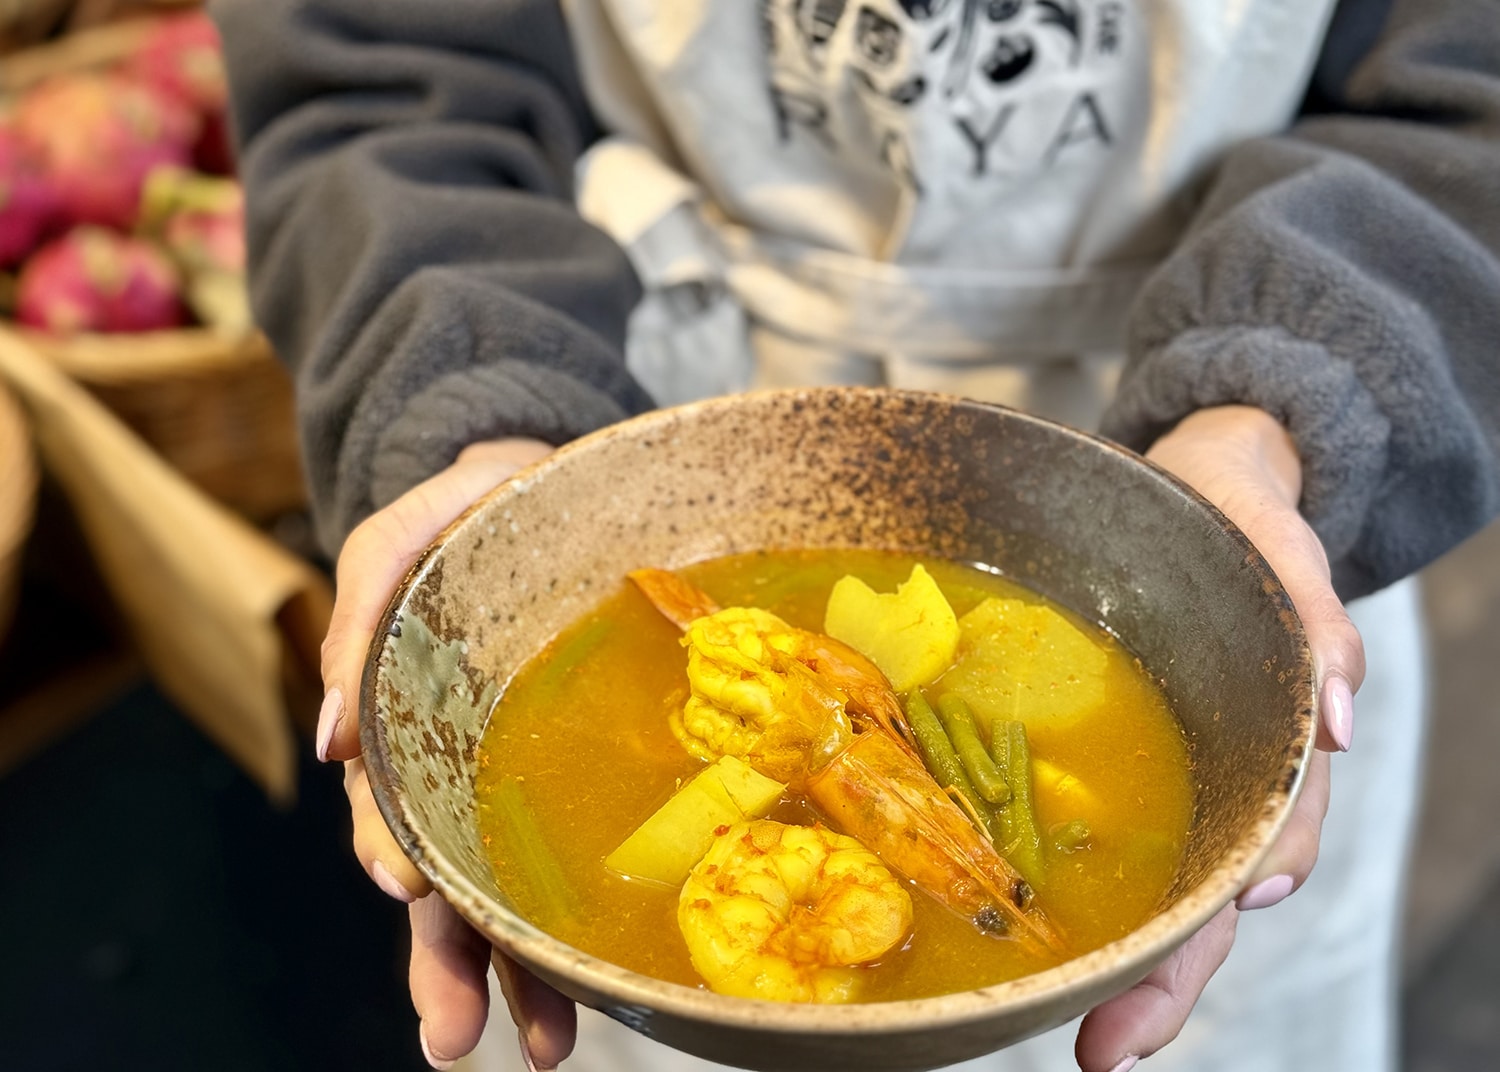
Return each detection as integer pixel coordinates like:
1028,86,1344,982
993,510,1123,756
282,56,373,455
628,567,722,629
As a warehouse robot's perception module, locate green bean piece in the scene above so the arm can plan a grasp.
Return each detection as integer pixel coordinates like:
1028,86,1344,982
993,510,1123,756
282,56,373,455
529,617,613,700
935,694,1011,804
1052,818,1092,852
490,777,578,930
906,690,995,837
991,719,1044,882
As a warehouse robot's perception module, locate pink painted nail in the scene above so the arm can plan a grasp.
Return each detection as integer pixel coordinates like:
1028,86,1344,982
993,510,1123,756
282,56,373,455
315,688,344,762
518,1026,553,1072
372,860,416,904
420,1022,454,1070
1323,674,1354,752
1238,873,1294,911
1109,1057,1139,1072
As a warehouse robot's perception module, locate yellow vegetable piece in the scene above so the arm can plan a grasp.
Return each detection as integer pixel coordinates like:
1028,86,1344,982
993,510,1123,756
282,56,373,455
823,564,959,693
604,756,786,886
941,598,1107,733
1033,757,1101,817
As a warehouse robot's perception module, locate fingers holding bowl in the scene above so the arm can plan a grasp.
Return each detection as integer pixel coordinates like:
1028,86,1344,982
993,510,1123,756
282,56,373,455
318,437,557,765
494,952,579,1072
1074,902,1240,1072
1073,748,1331,1069
1142,405,1364,754
1236,749,1332,911
317,438,556,895
1230,503,1364,756
320,438,556,1067
409,895,495,1068
345,756,428,901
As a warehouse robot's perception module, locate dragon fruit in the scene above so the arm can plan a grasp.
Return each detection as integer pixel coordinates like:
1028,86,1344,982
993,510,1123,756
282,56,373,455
16,226,186,334
140,167,245,272
0,123,60,266
125,11,234,174
11,73,198,230
138,166,250,332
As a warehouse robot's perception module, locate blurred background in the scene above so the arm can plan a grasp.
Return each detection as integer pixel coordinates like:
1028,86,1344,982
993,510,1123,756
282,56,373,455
1,1,1497,1070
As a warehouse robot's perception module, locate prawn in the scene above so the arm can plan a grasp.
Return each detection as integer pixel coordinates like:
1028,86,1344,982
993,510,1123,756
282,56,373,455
678,819,913,1003
629,568,1068,958
633,568,916,759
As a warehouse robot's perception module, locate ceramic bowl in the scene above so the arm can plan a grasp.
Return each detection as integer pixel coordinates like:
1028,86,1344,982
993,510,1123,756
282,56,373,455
360,387,1315,1072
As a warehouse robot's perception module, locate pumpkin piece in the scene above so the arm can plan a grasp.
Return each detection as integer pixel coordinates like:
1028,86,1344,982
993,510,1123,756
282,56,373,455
823,564,959,693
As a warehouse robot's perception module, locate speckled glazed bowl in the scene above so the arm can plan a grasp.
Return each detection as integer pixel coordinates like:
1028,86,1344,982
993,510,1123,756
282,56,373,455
361,387,1315,1072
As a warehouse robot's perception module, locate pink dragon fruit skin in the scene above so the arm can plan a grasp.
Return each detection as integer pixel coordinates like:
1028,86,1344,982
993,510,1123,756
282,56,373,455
12,73,199,230
127,12,227,114
0,124,61,266
126,12,235,175
16,226,187,334
165,205,246,275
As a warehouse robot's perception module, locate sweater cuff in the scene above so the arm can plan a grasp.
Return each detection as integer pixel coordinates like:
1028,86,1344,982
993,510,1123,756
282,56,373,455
1099,325,1391,564
366,359,637,515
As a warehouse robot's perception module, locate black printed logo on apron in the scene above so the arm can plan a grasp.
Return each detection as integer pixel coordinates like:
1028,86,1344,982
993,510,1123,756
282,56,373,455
762,0,1127,192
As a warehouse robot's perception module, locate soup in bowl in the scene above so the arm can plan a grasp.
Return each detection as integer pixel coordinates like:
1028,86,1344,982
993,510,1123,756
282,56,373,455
360,388,1315,1071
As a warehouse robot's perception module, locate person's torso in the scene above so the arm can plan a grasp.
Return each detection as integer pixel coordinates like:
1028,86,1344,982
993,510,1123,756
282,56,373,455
560,0,1338,415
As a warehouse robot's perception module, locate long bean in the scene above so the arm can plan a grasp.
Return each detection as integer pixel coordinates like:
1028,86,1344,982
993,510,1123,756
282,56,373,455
906,690,994,837
491,777,578,928
529,617,613,700
991,720,1044,882
935,694,1011,804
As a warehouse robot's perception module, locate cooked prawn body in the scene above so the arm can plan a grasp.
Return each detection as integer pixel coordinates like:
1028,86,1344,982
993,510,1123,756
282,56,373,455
678,819,913,1003
676,606,856,785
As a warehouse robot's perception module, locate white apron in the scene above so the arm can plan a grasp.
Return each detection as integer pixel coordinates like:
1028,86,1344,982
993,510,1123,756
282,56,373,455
459,2,1429,1068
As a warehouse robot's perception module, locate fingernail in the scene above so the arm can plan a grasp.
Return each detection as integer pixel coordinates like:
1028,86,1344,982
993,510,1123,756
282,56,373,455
1238,872,1294,911
518,1026,553,1072
315,688,344,762
1109,1057,1139,1072
420,1021,454,1070
372,859,416,904
1323,674,1354,752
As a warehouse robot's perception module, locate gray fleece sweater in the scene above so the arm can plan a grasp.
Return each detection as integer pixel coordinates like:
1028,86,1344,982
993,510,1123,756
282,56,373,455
211,0,1500,599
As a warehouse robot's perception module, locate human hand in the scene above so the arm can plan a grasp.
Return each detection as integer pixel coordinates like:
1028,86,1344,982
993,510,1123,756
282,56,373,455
1070,405,1361,1072
312,436,579,1070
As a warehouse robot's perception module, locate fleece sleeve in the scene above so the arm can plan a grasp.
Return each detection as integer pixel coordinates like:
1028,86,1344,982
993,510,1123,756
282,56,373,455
1100,0,1500,599
209,0,653,554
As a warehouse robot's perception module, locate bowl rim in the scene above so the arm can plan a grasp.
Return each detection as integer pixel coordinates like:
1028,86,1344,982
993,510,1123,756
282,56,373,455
359,386,1316,1038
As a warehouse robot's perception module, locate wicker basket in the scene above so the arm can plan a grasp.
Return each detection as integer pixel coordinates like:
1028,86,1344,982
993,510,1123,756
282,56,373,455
0,0,194,68
21,328,307,520
0,380,38,644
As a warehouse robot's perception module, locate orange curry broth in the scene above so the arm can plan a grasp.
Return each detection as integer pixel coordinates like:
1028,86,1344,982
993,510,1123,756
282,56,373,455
474,549,1194,1002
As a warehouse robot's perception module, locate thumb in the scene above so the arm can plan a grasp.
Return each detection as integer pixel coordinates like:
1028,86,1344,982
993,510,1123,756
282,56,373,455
315,437,554,764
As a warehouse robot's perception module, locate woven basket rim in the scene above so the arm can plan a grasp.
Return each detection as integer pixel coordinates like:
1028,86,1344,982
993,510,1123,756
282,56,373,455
10,325,272,384
0,10,190,95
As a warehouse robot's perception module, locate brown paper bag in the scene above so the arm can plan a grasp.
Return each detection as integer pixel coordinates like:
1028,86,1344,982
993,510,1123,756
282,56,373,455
0,326,330,802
